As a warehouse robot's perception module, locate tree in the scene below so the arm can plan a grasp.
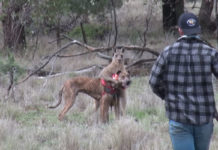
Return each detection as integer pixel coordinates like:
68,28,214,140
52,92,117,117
68,0,123,44
162,0,184,32
34,0,123,46
1,0,28,51
34,0,71,47
199,0,215,32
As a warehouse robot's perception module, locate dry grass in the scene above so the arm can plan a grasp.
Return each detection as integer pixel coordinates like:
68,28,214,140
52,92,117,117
1,75,218,150
0,76,168,150
1,0,218,150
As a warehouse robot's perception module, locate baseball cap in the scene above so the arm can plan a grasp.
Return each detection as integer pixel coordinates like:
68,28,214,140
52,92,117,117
178,12,201,35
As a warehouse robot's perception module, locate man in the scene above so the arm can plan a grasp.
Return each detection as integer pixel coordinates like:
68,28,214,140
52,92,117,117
149,12,218,150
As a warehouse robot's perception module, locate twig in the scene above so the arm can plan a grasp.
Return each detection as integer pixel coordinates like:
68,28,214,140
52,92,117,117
192,0,197,9
38,65,103,79
48,37,65,44
7,67,16,101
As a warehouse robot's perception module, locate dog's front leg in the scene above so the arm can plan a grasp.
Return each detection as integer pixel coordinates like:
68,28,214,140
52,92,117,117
100,95,111,123
114,94,120,120
94,99,100,123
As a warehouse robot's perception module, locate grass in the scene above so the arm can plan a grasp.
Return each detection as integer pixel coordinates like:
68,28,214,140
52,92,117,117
0,77,168,150
0,0,218,149
1,76,218,150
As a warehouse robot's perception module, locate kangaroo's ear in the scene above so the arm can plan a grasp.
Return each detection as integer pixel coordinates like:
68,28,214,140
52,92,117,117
112,47,117,53
121,47,125,53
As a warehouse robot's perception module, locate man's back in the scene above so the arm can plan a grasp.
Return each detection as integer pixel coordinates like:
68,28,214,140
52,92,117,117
149,37,218,125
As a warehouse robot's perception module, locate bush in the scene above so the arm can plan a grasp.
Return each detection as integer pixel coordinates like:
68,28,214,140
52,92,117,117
69,23,110,40
0,53,25,82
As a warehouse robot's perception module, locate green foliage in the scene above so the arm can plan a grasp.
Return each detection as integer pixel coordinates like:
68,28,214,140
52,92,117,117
15,107,44,126
0,13,6,21
66,112,87,124
127,107,157,120
69,23,110,40
129,30,140,44
68,0,123,15
0,53,25,82
30,0,123,34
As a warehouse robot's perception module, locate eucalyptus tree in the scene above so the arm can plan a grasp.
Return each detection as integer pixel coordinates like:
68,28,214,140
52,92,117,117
33,0,123,45
162,0,184,32
1,0,29,51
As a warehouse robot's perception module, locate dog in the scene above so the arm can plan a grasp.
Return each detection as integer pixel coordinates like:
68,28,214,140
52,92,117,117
100,70,131,123
48,71,131,123
99,48,128,115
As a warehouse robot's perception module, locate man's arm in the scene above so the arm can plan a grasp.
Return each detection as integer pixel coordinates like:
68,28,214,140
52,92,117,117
212,51,218,121
212,52,218,77
149,51,167,99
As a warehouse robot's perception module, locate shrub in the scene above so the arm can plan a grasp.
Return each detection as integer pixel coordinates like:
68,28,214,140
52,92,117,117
69,23,110,40
0,53,25,82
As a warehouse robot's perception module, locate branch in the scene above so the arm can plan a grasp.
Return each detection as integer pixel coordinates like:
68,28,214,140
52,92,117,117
56,44,159,58
60,35,159,56
16,41,76,85
16,37,159,85
97,52,112,61
118,45,159,56
57,49,108,58
126,58,156,69
38,65,103,79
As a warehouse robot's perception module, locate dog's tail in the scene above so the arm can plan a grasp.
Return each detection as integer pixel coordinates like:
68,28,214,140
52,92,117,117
48,87,64,109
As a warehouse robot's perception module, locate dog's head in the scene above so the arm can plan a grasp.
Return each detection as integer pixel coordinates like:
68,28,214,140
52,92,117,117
108,70,131,90
116,70,131,88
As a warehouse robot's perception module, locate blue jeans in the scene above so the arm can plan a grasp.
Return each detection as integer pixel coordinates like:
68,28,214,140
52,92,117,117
169,120,213,150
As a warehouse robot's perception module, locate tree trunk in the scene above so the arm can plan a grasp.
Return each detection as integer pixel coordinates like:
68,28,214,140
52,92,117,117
110,0,118,47
162,0,184,32
2,1,26,51
215,0,218,48
80,22,87,44
199,0,214,33
56,18,61,48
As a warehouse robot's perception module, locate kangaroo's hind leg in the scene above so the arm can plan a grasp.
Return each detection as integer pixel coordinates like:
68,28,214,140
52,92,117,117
120,89,127,116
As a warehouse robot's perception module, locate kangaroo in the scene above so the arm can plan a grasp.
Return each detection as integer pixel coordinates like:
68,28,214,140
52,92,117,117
99,48,128,115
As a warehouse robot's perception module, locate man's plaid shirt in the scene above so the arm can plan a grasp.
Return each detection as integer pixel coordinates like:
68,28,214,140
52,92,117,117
149,36,218,125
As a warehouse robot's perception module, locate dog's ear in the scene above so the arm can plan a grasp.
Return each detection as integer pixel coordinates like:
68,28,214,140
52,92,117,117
116,70,121,75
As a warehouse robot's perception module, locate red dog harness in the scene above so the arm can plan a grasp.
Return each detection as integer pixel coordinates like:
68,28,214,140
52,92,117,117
101,73,118,96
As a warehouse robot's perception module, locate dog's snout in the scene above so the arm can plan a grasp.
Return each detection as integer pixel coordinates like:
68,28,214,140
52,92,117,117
126,81,131,86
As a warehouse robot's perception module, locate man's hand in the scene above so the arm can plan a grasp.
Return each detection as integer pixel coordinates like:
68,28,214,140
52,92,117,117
214,110,218,122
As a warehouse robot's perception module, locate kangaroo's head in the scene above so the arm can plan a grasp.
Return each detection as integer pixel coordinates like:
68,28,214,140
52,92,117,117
112,48,125,64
